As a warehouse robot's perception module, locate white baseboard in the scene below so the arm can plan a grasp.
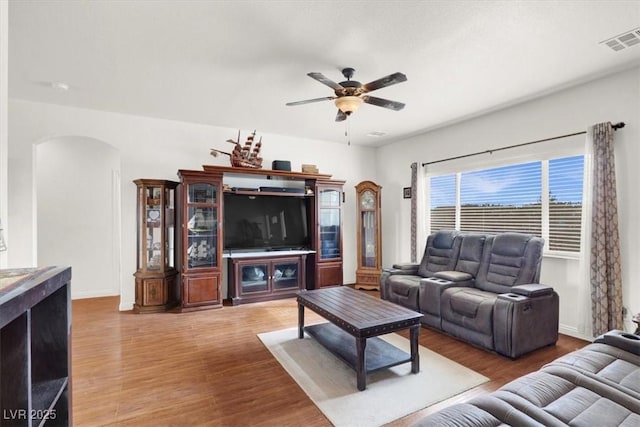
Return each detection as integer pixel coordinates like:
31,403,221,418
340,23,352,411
72,290,119,300
119,299,133,311
559,321,636,343
559,324,593,342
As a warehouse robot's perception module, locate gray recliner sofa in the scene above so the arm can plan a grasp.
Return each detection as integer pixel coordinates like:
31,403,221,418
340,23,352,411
411,329,640,426
381,230,559,358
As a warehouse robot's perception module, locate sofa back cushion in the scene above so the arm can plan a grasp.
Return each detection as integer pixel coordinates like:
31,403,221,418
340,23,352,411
475,233,544,294
453,234,487,277
417,230,461,277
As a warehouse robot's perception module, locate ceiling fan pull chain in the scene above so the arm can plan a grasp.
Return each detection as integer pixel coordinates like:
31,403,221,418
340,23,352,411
347,120,351,146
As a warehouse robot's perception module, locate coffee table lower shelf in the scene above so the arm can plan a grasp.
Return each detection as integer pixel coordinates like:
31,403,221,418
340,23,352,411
305,322,412,374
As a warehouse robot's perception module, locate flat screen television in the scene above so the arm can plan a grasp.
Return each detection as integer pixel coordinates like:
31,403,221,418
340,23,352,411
223,193,310,252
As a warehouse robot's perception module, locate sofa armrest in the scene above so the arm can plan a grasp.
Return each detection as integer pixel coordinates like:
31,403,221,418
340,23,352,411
418,277,473,319
594,330,640,355
383,263,419,275
433,270,473,282
510,283,554,297
494,291,559,358
380,264,419,300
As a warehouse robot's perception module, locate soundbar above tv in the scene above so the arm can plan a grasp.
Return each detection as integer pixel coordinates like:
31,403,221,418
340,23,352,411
229,186,306,194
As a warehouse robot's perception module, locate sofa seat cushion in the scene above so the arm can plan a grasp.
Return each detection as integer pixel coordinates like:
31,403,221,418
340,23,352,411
409,398,542,427
384,274,421,311
496,367,640,426
441,287,497,336
549,343,640,397
409,403,504,427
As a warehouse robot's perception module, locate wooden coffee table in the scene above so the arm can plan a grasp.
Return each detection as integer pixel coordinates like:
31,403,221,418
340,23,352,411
297,286,423,391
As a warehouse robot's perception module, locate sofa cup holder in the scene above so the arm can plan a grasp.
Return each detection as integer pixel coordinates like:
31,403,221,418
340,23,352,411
498,292,527,302
620,332,640,341
424,277,454,285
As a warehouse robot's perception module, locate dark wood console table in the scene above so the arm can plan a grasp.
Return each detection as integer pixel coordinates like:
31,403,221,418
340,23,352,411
297,286,423,390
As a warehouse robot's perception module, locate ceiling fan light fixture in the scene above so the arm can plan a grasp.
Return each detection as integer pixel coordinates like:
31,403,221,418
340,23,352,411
335,96,363,115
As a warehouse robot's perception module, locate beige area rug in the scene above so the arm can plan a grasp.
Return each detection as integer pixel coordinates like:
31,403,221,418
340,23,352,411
258,325,489,427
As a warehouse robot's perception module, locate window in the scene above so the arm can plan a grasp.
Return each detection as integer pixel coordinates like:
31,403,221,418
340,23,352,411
428,155,583,254
548,156,583,252
429,175,456,231
460,161,542,235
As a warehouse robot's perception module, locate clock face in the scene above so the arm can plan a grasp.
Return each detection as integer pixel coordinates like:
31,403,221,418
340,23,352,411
360,190,375,209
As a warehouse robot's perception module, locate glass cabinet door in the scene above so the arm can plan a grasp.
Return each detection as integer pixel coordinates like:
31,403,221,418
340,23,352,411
319,188,341,260
144,185,164,271
165,187,176,268
361,210,377,267
360,189,377,267
136,182,176,272
272,260,299,291
186,182,218,269
239,263,268,293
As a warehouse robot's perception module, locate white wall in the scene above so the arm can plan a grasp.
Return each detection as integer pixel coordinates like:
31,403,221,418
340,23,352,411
0,1,8,268
7,100,376,309
36,136,120,299
377,66,640,338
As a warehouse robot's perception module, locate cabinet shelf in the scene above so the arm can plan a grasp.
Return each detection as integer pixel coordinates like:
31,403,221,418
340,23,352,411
225,189,313,198
188,230,215,235
32,377,68,412
203,165,332,180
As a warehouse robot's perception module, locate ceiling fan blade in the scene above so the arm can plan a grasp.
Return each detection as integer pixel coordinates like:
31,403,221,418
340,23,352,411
335,109,347,122
361,72,407,93
286,96,335,106
308,72,344,90
362,95,405,111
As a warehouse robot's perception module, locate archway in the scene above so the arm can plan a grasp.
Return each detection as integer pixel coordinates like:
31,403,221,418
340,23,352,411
36,136,121,299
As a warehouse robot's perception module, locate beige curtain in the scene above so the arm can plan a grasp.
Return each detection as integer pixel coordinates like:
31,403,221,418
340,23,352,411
590,122,623,336
410,162,418,263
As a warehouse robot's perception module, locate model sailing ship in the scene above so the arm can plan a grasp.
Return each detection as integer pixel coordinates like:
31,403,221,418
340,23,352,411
210,130,264,169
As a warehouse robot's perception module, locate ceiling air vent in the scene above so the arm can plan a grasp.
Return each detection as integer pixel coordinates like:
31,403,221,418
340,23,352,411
366,131,387,138
601,27,640,51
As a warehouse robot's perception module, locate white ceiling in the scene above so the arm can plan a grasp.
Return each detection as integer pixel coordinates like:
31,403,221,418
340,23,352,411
8,1,640,147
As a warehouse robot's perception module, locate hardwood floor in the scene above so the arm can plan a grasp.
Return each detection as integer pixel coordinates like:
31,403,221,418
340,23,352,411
72,291,587,426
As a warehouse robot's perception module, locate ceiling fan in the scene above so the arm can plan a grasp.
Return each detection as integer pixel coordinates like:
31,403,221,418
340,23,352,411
286,68,407,122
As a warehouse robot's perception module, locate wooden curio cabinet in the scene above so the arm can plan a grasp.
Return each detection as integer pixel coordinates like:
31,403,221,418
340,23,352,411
309,179,345,289
133,179,179,313
177,170,223,311
354,181,382,290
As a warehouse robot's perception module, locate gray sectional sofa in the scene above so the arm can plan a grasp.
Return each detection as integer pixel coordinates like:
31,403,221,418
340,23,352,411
381,230,559,358
412,329,640,426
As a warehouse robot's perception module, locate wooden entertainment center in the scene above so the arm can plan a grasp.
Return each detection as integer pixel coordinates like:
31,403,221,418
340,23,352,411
164,165,345,310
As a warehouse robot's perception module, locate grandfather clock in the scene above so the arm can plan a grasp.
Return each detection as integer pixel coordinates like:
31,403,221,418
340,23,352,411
355,181,382,290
